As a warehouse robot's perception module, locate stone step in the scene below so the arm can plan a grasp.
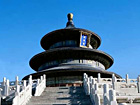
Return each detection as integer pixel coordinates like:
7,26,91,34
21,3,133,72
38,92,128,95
44,87,84,92
27,86,92,105
28,100,91,104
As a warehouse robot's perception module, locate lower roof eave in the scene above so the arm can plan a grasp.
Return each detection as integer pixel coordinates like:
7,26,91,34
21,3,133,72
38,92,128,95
22,68,121,80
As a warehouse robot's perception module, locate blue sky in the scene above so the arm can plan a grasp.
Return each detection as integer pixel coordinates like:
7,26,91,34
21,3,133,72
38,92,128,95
0,0,140,81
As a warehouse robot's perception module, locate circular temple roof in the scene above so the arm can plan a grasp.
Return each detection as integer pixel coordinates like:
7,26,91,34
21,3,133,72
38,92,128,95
41,28,101,50
29,47,113,71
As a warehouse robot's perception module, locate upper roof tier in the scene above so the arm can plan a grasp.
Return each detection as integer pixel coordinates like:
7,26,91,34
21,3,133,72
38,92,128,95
41,13,101,50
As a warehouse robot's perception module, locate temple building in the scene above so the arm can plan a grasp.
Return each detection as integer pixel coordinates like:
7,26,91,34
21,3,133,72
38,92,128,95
23,13,121,87
0,13,140,105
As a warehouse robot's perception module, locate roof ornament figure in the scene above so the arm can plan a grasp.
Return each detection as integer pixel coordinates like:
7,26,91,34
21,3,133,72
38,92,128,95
66,13,75,28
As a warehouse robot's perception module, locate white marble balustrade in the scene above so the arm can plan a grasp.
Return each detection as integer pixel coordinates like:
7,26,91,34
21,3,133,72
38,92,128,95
0,74,46,105
83,73,140,105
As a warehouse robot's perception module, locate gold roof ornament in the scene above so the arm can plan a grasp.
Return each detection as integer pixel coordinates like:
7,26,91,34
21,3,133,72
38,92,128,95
67,13,73,21
66,13,75,28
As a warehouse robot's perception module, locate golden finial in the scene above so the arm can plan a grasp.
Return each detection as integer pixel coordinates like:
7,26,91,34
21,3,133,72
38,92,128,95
67,13,73,21
66,13,75,28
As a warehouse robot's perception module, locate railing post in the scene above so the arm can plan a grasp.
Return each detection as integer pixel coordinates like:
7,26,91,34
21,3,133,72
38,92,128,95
95,94,101,105
16,85,20,93
14,85,20,105
92,78,96,85
89,76,93,92
3,77,6,86
83,73,87,93
37,79,40,85
94,83,100,105
23,80,27,90
15,76,19,85
95,83,98,92
126,74,129,83
43,74,46,86
103,84,109,105
90,77,95,100
29,75,32,85
29,75,32,97
87,77,90,95
5,79,9,96
137,75,140,93
40,76,43,81
2,77,6,96
109,90,117,105
97,73,101,83
112,74,116,90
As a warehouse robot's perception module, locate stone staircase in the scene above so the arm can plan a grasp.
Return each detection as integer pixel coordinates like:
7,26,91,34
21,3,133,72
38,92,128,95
27,86,92,105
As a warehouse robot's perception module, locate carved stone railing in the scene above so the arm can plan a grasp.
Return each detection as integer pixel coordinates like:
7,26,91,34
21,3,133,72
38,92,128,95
34,74,46,96
0,76,22,98
83,73,140,105
12,76,32,105
0,74,46,105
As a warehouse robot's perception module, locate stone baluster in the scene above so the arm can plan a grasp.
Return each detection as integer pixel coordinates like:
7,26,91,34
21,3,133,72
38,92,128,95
40,76,43,81
83,73,87,93
29,75,32,85
109,90,117,105
43,74,46,86
83,73,87,86
43,74,46,80
15,76,19,85
4,79,9,96
15,84,20,104
94,83,100,105
90,77,96,95
89,76,93,83
103,84,109,105
16,85,20,93
95,94,101,105
83,73,86,79
126,74,129,83
2,77,6,96
97,73,101,83
85,73,88,79
87,77,90,95
112,74,116,83
89,76,94,99
85,74,88,84
137,75,140,93
3,77,6,86
92,78,96,85
23,80,26,90
95,83,98,94
89,76,93,87
37,79,40,85
112,74,116,90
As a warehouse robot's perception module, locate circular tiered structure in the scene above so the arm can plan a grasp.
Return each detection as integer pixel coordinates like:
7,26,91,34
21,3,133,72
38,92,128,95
23,13,121,86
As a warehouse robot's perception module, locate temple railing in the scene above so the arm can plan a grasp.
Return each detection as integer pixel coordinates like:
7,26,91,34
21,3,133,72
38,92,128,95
0,74,46,105
0,76,23,98
12,74,46,105
12,76,32,105
83,73,140,105
34,74,46,96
